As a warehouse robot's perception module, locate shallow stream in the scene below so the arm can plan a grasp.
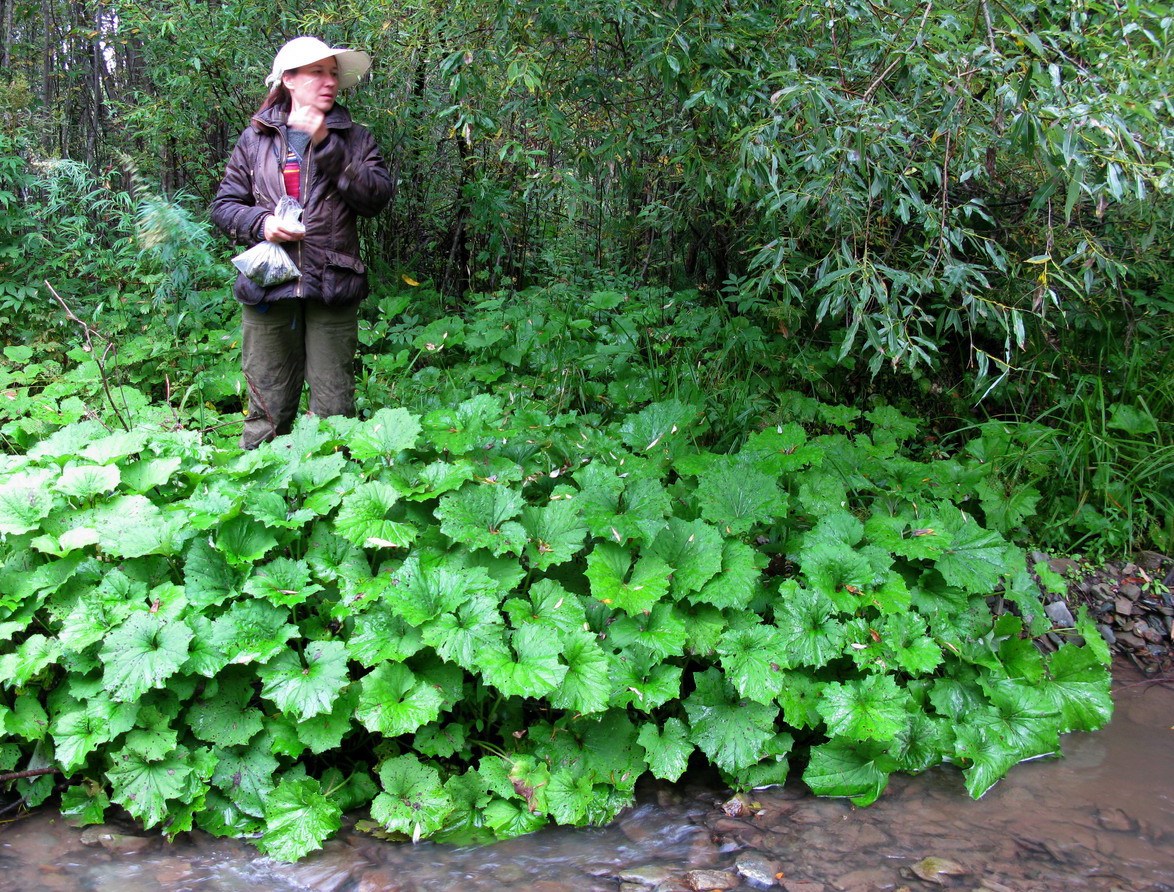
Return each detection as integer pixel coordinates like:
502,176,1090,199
2,672,1171,892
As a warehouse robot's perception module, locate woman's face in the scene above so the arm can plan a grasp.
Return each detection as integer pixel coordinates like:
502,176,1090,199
282,59,339,113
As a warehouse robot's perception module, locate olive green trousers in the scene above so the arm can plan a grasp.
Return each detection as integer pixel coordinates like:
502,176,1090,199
239,300,358,450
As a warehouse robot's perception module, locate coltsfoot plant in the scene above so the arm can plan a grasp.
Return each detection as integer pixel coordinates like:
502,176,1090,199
0,397,1111,859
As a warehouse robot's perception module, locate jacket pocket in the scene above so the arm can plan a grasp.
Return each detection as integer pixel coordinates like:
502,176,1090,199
321,250,368,305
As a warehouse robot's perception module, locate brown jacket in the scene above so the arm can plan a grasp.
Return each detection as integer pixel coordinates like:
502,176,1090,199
211,103,392,306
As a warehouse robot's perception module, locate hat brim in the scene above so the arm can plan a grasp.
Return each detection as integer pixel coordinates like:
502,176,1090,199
329,49,371,89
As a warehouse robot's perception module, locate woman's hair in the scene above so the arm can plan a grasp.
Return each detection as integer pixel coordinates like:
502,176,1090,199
255,77,294,118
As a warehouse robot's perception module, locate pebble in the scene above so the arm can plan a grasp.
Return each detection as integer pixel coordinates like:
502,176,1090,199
619,865,681,886
782,881,825,892
829,867,894,892
354,867,414,892
910,856,968,884
1044,600,1076,627
736,851,780,886
78,825,155,855
684,868,741,890
1095,807,1137,833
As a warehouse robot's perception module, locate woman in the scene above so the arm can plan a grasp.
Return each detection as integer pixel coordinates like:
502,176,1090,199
211,36,392,450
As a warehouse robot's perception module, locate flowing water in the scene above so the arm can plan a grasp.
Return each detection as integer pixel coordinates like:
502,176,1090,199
2,675,1171,892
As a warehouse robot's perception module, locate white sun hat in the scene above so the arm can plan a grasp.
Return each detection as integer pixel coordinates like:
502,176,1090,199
266,36,371,90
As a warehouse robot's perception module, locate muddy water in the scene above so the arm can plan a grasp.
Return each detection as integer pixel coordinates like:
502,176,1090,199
2,676,1171,892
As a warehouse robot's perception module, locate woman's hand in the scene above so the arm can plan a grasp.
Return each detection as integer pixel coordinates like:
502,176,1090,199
263,215,305,243
287,106,328,145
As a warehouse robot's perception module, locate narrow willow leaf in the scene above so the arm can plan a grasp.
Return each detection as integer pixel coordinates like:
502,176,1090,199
100,614,192,702
637,717,693,781
258,777,342,862
259,641,349,721
356,662,444,737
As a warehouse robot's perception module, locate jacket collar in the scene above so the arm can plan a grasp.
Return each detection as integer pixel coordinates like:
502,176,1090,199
252,103,354,133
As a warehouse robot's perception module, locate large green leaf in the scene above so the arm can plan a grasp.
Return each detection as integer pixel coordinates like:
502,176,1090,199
618,399,697,456
803,739,898,806
259,641,349,721
51,696,137,773
934,511,1008,594
210,601,297,665
817,674,909,741
215,514,279,566
636,717,693,782
549,632,610,714
683,668,779,774
584,542,671,615
692,540,765,610
258,777,342,862
609,647,681,711
349,407,422,462
371,557,499,627
437,483,527,556
774,583,847,668
346,604,425,667
480,625,567,698
521,499,588,569
100,613,192,702
53,464,121,500
106,744,195,828
334,481,416,549
649,518,723,594
243,558,323,608
356,662,445,737
694,459,785,534
0,470,57,534
717,625,787,704
372,755,453,840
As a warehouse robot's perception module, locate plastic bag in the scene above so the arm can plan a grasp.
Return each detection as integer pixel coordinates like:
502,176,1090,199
231,196,306,287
